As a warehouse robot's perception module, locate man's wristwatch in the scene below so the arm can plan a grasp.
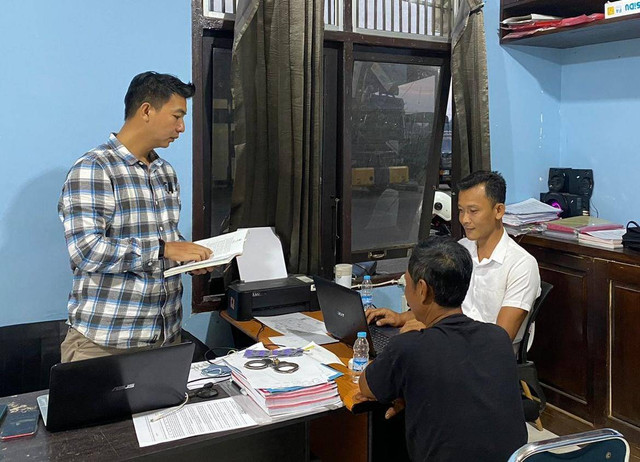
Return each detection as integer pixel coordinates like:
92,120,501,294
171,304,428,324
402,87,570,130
158,239,165,259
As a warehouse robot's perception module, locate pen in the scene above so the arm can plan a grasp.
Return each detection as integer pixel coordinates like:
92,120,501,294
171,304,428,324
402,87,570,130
230,379,247,396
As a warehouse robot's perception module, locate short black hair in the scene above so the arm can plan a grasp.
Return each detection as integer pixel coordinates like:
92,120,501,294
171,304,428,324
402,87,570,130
457,170,506,205
407,236,472,308
124,71,196,120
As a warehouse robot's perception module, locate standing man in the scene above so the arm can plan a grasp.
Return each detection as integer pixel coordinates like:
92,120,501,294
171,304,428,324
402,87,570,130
366,171,541,342
58,72,212,362
359,237,527,461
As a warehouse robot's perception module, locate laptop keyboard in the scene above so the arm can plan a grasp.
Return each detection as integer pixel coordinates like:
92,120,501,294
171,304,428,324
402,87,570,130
369,326,392,353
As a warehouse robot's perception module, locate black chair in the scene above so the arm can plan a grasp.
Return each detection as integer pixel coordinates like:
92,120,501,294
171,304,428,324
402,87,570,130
518,281,553,431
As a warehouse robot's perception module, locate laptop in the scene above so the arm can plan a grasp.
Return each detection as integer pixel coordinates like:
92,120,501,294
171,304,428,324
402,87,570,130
313,277,400,357
37,342,195,432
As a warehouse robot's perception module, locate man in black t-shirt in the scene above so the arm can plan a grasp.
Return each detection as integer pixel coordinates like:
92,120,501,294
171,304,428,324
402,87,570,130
359,237,527,461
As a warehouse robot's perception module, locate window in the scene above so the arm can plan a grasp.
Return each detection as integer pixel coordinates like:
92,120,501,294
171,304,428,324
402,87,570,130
322,46,450,265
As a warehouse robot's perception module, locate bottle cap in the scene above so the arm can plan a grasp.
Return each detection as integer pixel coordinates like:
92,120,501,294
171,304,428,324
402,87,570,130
357,331,367,338
363,275,371,280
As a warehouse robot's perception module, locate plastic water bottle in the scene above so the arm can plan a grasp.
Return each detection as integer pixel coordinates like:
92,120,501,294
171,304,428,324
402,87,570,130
361,275,373,310
352,332,369,383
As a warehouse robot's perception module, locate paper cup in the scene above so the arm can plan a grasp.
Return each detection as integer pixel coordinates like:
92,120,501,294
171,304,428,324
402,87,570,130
334,263,353,288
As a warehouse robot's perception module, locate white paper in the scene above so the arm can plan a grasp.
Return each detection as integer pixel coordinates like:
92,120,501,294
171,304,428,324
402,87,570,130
222,346,338,389
581,229,625,240
255,313,338,345
133,398,257,447
236,227,288,282
506,198,560,214
267,338,344,366
164,229,248,277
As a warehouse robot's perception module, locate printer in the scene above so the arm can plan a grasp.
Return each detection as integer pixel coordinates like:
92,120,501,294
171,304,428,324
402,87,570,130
226,275,319,321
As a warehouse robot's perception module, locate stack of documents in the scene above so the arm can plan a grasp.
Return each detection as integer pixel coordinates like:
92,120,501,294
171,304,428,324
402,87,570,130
503,198,560,235
543,216,623,242
223,344,343,418
578,228,625,250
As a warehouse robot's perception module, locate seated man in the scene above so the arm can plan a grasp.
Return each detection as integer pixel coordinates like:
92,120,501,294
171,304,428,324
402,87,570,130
359,237,527,461
366,171,541,343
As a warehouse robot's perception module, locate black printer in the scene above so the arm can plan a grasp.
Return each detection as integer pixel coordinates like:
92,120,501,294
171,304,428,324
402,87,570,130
226,275,319,321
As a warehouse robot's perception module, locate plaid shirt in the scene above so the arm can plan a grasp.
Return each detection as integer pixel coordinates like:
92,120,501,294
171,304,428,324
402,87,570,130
58,134,184,348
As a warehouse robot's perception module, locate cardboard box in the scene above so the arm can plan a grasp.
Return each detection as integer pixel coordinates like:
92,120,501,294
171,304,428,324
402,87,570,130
389,166,409,184
352,168,374,186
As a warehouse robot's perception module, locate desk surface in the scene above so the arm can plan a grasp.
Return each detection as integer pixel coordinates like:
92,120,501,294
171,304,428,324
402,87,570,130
0,389,329,462
220,310,370,413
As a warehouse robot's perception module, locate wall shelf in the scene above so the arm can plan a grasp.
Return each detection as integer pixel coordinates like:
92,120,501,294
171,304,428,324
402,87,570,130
500,0,640,48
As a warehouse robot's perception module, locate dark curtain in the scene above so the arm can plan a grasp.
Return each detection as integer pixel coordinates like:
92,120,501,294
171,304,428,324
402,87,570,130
230,0,324,274
451,0,491,176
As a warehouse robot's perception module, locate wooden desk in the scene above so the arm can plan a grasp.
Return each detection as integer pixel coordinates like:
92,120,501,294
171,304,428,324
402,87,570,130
220,310,410,462
0,390,326,462
519,233,640,444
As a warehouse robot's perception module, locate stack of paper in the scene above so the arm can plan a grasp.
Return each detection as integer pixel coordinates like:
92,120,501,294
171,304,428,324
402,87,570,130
503,198,559,235
578,228,625,250
223,344,343,418
543,216,623,242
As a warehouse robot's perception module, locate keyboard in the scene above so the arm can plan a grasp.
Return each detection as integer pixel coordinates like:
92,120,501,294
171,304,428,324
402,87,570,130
369,326,394,353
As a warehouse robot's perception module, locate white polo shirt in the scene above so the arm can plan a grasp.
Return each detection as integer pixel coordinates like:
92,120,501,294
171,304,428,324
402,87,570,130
459,229,541,331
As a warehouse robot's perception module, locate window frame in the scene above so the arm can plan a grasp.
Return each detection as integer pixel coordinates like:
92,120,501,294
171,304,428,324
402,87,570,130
191,0,453,309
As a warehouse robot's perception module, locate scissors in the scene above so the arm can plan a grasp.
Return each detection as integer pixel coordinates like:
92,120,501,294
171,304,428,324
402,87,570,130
244,357,299,374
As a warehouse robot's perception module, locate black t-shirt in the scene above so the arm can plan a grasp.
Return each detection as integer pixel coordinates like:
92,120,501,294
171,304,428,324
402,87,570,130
365,314,527,462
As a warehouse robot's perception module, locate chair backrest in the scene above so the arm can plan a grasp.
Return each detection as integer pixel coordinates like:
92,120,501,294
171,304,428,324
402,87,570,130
518,281,553,364
508,428,630,462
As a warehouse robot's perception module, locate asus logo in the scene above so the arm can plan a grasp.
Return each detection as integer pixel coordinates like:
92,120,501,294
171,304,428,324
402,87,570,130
337,311,345,317
111,383,135,392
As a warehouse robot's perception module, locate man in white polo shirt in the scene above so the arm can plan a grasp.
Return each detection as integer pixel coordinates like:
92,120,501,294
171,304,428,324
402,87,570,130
366,170,541,342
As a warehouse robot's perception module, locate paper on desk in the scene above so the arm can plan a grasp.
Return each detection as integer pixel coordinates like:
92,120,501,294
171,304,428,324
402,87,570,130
223,346,338,389
132,398,257,447
255,312,338,345
268,337,344,366
236,227,288,282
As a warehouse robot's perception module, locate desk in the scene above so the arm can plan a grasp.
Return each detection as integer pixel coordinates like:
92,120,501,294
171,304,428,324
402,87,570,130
0,388,329,462
220,310,410,462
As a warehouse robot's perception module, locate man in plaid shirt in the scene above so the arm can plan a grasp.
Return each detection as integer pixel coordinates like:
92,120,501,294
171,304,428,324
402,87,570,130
58,72,212,362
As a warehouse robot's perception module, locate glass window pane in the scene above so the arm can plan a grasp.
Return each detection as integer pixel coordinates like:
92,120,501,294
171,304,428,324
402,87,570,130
350,61,441,255
210,47,234,236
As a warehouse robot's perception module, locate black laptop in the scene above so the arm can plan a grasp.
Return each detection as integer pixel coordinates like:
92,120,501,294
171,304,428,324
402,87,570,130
37,342,195,432
313,277,400,357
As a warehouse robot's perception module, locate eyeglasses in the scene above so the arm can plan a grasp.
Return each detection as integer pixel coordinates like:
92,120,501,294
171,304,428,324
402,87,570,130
244,358,299,374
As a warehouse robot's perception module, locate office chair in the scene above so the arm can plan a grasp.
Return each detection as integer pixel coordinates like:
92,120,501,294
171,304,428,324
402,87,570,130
508,428,630,462
518,281,553,431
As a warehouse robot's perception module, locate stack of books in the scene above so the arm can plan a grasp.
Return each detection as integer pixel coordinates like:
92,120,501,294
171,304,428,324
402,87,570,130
542,216,623,243
223,345,343,418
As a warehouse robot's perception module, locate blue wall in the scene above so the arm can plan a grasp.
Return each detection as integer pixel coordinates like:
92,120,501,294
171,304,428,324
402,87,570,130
484,1,640,225
3,2,639,331
0,1,227,342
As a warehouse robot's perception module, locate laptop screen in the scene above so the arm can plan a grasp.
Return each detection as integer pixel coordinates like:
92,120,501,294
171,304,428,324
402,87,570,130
313,276,373,349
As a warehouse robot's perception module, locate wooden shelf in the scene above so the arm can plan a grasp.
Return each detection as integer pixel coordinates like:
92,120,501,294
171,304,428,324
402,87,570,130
500,0,640,48
500,13,640,48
